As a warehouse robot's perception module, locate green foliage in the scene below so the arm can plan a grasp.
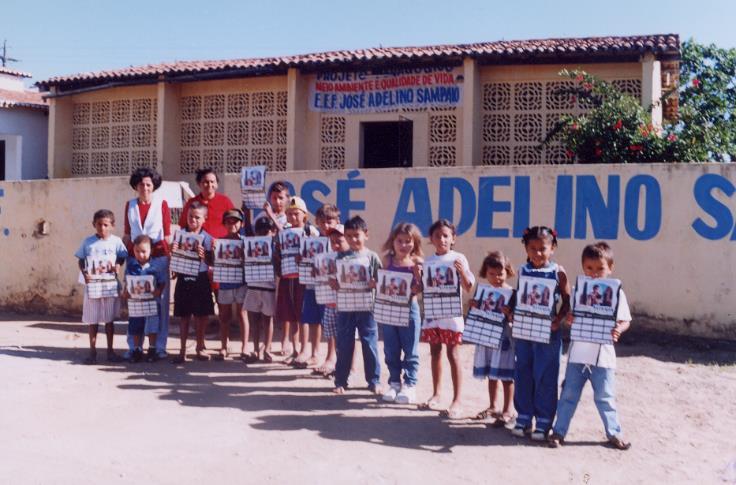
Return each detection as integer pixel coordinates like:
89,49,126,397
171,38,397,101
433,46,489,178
674,39,736,162
543,40,736,163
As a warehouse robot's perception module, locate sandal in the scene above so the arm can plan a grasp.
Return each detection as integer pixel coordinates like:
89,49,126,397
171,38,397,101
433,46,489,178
472,408,496,421
212,351,226,361
194,352,210,361
608,436,631,450
245,352,259,364
293,360,309,369
263,351,273,364
323,369,336,379
439,407,465,420
171,354,186,364
418,398,443,411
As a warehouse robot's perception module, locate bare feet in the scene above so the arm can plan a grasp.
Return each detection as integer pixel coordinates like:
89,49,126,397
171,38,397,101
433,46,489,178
333,386,346,395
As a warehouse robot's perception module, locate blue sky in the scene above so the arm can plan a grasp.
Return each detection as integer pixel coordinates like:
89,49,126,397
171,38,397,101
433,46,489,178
2,0,735,86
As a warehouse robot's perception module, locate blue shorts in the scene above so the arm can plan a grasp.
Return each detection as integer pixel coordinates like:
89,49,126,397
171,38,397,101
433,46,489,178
301,288,325,324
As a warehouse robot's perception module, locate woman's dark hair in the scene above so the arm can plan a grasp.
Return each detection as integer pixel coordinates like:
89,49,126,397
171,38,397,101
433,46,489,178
521,226,558,247
129,167,162,190
195,167,218,184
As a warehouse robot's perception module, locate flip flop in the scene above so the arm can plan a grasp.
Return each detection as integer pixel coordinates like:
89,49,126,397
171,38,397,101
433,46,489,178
418,399,443,411
263,351,273,364
472,408,496,421
439,407,465,420
194,353,210,361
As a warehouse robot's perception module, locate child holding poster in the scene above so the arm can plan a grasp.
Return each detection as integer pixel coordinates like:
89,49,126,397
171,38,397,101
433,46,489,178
171,202,215,363
122,235,167,363
75,209,128,364
511,226,570,441
214,209,250,362
379,223,423,405
419,219,475,419
549,242,631,450
331,216,383,395
469,251,516,425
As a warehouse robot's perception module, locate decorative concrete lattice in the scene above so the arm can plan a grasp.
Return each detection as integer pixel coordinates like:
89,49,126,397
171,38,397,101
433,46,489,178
179,90,288,174
320,116,346,170
72,97,157,177
428,112,457,167
481,78,641,165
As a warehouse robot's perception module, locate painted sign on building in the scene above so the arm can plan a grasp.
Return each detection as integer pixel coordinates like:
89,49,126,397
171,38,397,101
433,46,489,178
309,66,463,113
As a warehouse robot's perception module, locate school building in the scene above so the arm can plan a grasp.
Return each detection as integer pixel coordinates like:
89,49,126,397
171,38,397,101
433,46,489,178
38,34,680,183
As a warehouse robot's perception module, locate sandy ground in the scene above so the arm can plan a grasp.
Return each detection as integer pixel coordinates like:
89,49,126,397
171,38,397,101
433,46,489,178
1,314,734,485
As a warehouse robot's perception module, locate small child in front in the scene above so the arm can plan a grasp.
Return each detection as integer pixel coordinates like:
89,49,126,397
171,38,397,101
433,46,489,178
380,223,423,404
123,235,167,362
549,242,631,450
470,251,516,425
75,209,128,364
171,202,214,363
215,208,250,362
419,219,475,418
511,226,570,441
332,215,382,395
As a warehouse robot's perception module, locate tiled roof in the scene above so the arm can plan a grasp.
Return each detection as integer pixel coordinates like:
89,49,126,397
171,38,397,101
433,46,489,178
38,34,680,91
0,88,48,110
0,66,32,78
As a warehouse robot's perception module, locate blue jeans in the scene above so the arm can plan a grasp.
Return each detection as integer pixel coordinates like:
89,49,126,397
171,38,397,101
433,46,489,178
382,300,420,386
335,311,381,388
553,363,622,439
513,330,561,432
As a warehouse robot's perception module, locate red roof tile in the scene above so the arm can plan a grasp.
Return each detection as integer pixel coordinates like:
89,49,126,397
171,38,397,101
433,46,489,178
0,88,48,110
38,34,680,91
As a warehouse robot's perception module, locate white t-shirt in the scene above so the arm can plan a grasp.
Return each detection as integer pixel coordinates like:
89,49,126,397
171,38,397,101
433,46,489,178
422,250,475,333
568,290,632,369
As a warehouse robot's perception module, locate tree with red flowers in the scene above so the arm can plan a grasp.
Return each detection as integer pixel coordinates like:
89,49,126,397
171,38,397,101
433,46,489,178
544,40,736,163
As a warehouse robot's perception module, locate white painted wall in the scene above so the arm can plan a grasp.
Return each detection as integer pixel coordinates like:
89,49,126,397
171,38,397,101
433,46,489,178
0,163,733,339
0,107,48,180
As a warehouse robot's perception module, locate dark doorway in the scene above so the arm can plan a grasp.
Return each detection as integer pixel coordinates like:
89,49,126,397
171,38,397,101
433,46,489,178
0,140,5,180
362,121,412,168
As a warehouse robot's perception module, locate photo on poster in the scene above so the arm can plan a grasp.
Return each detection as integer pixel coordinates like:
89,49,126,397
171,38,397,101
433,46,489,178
376,269,413,304
313,253,338,282
515,275,557,316
468,284,513,322
126,275,155,299
214,239,244,266
240,165,267,191
244,236,273,262
85,255,117,280
172,230,204,256
337,258,370,289
240,165,267,209
300,237,329,262
424,263,458,293
573,276,621,317
279,228,303,255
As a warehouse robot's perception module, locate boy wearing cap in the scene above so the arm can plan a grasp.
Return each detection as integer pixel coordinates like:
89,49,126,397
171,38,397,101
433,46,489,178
275,196,319,363
215,208,251,361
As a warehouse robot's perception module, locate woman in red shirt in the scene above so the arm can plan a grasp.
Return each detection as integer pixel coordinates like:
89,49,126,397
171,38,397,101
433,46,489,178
180,168,235,239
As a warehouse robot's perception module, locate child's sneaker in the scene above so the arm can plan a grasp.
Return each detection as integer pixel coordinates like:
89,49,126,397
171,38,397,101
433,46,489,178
382,383,401,402
395,384,417,404
531,430,549,442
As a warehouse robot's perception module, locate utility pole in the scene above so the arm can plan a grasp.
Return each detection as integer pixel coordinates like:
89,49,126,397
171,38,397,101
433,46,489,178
0,40,20,68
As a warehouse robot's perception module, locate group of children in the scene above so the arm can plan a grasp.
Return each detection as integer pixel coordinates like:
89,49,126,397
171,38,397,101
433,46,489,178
76,180,632,450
